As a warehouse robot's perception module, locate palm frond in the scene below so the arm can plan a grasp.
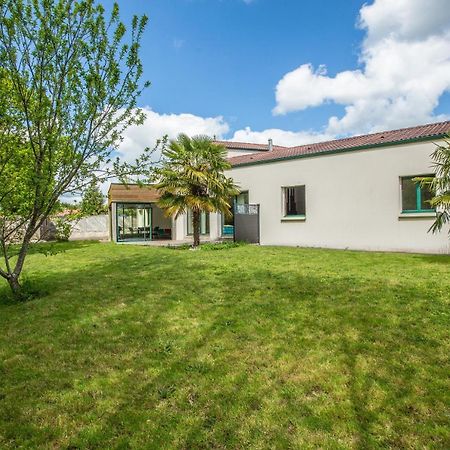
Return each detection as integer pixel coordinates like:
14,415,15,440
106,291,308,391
428,210,450,234
156,134,240,221
425,132,450,234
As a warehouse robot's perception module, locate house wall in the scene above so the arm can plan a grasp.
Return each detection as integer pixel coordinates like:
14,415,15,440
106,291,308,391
227,140,450,254
110,202,117,242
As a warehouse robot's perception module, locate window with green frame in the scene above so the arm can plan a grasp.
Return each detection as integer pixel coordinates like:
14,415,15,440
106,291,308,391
401,176,435,213
187,210,210,235
283,185,306,217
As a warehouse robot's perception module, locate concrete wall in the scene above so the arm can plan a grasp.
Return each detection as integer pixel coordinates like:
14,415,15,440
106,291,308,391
70,215,109,241
227,140,450,254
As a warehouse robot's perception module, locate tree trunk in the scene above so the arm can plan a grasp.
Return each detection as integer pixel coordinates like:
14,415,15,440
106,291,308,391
3,235,32,299
192,209,201,248
7,274,23,299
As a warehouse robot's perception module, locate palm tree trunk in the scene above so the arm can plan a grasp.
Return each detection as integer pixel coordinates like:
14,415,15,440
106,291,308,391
192,209,201,248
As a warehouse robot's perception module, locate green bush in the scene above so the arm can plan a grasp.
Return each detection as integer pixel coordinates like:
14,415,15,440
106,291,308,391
168,241,247,251
199,241,247,251
53,217,73,242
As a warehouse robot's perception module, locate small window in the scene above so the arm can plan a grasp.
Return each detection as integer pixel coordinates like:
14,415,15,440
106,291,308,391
283,185,306,216
401,176,435,213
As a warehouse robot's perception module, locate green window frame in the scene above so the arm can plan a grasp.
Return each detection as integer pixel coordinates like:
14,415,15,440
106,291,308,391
283,185,306,217
401,176,435,214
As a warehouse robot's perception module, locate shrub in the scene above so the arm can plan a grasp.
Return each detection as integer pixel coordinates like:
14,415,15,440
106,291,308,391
53,217,73,242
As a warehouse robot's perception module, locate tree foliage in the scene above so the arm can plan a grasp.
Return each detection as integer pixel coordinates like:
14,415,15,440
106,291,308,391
418,133,450,234
155,134,239,248
0,0,150,297
80,181,106,216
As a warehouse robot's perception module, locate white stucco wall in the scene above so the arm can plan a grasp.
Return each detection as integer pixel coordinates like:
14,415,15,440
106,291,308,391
110,203,117,242
209,212,222,240
173,214,185,241
227,140,450,254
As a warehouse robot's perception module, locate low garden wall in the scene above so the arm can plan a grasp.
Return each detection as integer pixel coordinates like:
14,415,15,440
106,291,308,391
69,214,109,241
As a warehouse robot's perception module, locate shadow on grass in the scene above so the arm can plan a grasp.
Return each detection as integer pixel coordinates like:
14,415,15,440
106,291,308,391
0,241,102,303
414,253,450,265
0,245,448,447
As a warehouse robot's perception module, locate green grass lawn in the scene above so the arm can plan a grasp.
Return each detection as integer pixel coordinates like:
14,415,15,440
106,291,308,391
0,242,449,449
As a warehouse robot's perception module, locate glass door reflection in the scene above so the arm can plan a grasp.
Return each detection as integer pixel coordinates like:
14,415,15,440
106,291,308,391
117,203,152,242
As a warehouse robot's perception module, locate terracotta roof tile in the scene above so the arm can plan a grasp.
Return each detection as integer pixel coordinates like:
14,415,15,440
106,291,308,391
225,121,450,167
214,140,287,152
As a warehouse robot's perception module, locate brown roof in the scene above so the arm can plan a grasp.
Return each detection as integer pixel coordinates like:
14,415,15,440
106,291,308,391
54,209,80,217
108,183,160,204
214,140,287,152
226,121,450,167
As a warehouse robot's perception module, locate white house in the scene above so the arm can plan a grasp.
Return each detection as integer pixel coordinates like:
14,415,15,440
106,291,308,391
108,120,450,254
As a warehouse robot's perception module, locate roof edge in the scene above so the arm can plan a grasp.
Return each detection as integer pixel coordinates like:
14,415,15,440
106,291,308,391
229,133,447,168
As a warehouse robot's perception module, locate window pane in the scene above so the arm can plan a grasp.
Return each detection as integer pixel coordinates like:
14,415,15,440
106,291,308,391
420,184,434,210
187,210,209,235
116,203,151,241
401,178,417,211
187,209,193,235
200,212,210,234
223,197,234,226
236,191,249,205
285,186,305,216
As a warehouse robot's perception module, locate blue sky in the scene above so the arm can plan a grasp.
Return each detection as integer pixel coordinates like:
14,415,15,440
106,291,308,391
118,0,365,132
106,0,450,158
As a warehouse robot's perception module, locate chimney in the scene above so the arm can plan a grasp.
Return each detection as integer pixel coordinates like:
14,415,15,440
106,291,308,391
268,138,273,151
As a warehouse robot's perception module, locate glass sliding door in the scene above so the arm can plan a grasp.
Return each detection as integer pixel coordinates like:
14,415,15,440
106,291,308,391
116,203,152,242
187,210,210,235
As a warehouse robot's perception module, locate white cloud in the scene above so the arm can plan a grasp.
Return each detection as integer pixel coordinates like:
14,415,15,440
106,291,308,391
273,0,450,136
117,109,332,164
359,0,450,45
231,126,332,147
112,0,450,165
117,107,230,162
89,108,230,197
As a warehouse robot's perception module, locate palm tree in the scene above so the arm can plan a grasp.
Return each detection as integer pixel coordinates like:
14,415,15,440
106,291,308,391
417,133,450,234
155,134,239,247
